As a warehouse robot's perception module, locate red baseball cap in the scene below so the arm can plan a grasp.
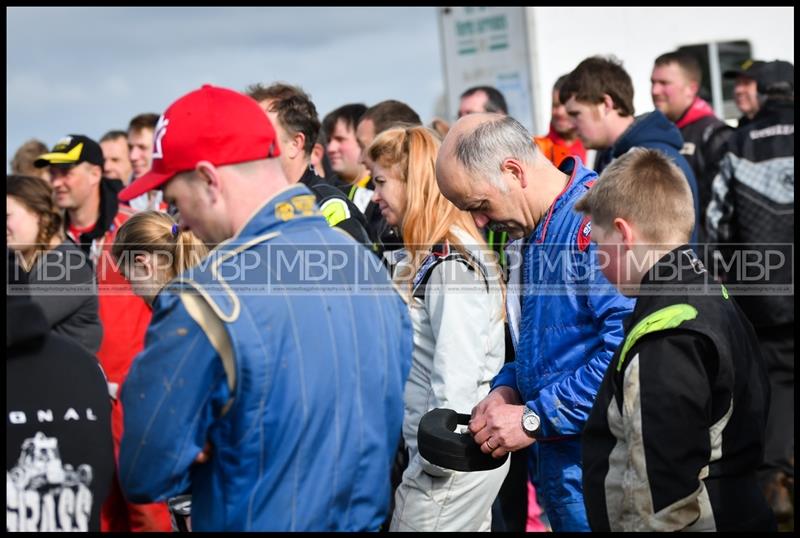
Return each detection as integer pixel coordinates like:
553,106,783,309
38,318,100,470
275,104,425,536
118,84,280,202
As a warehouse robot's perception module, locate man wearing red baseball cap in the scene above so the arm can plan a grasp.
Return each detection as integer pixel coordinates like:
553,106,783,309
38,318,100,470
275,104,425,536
116,85,413,531
117,85,282,236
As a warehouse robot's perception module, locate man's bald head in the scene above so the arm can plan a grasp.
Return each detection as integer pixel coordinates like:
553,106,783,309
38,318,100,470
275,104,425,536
437,113,537,198
436,113,542,239
438,112,501,162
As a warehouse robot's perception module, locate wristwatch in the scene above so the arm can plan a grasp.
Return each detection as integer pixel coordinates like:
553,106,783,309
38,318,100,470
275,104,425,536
521,406,542,438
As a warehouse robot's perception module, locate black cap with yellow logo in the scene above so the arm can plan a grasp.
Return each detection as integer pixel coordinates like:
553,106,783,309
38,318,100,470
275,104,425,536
34,134,104,168
723,59,766,81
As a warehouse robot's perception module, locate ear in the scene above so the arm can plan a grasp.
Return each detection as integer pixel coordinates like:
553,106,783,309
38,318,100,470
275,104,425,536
195,161,222,202
601,94,616,116
89,164,103,187
613,217,636,250
311,142,325,159
289,132,306,159
132,253,152,273
501,157,528,189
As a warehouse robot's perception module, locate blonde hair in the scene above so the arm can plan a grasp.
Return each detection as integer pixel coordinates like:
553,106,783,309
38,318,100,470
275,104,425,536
574,147,695,243
111,211,208,282
366,126,495,295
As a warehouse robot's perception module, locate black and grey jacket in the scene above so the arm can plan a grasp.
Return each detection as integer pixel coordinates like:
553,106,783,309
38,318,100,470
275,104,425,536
705,98,794,328
678,115,733,240
581,247,773,532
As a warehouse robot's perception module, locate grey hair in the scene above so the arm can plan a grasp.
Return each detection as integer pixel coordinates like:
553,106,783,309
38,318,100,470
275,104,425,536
453,115,538,189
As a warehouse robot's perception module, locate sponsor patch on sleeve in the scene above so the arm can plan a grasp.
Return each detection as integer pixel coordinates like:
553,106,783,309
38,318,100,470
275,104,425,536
577,216,591,251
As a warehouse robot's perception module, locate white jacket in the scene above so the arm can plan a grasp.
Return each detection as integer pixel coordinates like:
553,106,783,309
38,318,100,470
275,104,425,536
390,228,509,532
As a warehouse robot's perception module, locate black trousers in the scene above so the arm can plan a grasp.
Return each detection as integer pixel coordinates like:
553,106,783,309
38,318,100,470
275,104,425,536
757,323,794,480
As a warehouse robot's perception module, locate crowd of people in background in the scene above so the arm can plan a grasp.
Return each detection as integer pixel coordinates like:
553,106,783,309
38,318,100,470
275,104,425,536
6,50,794,532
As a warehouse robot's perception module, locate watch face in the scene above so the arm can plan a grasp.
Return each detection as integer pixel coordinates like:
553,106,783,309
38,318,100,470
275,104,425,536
524,412,540,433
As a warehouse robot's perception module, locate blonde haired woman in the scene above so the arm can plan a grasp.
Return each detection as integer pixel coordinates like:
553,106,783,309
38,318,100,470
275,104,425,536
366,126,508,531
112,211,208,306
108,210,207,529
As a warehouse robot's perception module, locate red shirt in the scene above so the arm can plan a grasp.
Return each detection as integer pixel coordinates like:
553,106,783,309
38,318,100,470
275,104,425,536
68,221,97,241
545,125,587,164
67,205,152,386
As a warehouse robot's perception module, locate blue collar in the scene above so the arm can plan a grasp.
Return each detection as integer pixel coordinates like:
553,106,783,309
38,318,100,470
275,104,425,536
234,183,325,239
532,156,596,244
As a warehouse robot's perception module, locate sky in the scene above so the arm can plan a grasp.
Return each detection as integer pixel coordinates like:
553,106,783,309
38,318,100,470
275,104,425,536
6,7,446,168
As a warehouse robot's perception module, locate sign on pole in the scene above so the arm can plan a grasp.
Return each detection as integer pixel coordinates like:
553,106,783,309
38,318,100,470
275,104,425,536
439,6,536,133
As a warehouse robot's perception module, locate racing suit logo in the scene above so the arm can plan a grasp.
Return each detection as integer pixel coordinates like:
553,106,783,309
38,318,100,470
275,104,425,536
6,432,94,532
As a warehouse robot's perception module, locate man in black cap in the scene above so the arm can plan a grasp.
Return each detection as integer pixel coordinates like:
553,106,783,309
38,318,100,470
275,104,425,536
34,135,127,260
34,135,168,531
723,59,767,127
706,59,794,527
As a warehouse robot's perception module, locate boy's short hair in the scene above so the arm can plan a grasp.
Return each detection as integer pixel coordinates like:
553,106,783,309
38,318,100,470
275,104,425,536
559,56,635,117
654,50,703,85
361,100,422,134
245,82,320,157
128,113,159,134
321,103,367,140
574,148,695,243
100,130,129,143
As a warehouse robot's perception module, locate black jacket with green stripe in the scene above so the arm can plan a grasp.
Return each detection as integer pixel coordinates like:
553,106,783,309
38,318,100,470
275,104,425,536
299,166,372,247
582,246,773,532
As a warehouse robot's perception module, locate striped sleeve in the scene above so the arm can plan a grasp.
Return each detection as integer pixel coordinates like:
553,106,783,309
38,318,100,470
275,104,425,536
604,331,719,531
